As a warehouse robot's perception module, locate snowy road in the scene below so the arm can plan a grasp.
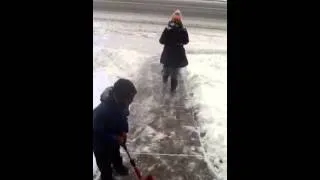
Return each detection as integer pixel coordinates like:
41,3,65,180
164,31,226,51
93,0,227,19
93,8,226,180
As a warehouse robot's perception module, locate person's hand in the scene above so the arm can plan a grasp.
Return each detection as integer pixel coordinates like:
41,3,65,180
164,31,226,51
117,132,127,146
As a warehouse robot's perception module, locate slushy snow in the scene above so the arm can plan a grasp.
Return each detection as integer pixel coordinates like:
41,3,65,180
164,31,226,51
93,11,226,180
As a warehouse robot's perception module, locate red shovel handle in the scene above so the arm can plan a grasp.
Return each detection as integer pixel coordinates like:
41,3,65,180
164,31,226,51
133,167,142,179
122,145,155,180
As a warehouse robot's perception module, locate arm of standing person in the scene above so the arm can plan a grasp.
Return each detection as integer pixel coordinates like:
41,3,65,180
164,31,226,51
159,28,168,45
180,27,189,45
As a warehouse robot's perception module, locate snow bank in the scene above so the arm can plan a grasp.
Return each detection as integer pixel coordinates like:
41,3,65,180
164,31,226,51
185,31,227,179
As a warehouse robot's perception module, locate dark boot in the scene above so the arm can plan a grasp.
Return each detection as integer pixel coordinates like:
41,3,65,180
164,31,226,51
163,74,169,83
101,174,114,180
171,78,178,92
162,66,170,83
109,144,129,176
94,151,113,180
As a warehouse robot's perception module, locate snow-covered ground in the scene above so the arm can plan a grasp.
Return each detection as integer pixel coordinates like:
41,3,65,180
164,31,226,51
93,11,226,180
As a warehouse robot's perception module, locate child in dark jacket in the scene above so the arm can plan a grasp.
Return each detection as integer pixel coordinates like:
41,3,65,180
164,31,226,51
93,78,137,180
159,9,189,92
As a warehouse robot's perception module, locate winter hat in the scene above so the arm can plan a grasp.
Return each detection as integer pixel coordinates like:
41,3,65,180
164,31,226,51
171,9,182,23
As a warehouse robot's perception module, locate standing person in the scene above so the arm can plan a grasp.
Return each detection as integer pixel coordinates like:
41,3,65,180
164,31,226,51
159,9,189,92
93,78,137,180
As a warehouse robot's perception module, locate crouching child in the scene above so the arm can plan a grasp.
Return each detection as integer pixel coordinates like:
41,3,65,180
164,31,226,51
93,78,137,180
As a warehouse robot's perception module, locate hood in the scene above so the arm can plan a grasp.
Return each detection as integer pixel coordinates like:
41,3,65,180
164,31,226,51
100,86,130,116
100,87,113,103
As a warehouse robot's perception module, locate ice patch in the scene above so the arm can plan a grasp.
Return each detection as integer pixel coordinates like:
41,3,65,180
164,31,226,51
188,162,196,170
147,164,157,171
183,125,198,132
142,146,151,152
140,126,167,142
153,132,167,141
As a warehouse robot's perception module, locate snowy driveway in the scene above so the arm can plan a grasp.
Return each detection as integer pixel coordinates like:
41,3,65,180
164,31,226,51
93,11,226,180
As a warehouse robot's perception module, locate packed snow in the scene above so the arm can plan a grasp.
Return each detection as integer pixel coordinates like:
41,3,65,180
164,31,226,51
93,11,226,180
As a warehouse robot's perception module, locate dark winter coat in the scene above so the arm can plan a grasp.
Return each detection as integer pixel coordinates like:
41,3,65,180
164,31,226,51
160,21,189,68
93,87,129,152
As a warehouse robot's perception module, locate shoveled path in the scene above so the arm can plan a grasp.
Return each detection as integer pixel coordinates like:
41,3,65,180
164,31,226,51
118,58,216,180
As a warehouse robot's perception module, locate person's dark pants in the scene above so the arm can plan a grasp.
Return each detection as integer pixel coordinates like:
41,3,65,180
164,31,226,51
162,66,179,91
94,143,123,180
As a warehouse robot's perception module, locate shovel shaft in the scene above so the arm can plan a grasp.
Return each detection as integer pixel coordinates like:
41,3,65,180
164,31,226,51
122,145,143,179
134,167,142,179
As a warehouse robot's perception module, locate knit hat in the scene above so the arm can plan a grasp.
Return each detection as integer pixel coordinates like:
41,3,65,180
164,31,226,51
171,9,182,23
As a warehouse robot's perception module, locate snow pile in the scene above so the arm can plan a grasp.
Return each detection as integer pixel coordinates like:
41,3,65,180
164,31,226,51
185,29,227,179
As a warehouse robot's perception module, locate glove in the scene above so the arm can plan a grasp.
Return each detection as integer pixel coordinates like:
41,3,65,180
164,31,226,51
116,132,127,146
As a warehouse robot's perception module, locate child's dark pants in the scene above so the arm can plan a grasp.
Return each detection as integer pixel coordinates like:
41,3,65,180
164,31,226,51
94,143,123,180
162,66,179,91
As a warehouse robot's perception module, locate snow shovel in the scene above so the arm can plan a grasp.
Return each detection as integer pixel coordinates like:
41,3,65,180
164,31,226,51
122,144,156,180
